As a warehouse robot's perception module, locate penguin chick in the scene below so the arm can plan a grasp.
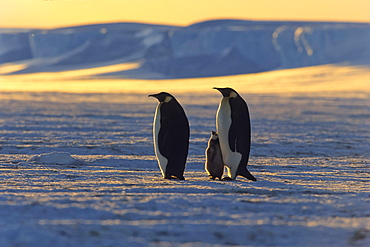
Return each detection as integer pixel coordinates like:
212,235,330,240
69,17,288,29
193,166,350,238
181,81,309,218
205,131,224,180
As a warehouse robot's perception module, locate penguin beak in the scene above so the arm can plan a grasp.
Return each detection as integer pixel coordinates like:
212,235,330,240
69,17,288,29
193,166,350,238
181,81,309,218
148,94,160,102
148,93,162,99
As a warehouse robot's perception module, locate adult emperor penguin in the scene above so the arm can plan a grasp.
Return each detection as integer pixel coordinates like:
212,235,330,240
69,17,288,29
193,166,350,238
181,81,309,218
213,87,257,181
148,92,190,180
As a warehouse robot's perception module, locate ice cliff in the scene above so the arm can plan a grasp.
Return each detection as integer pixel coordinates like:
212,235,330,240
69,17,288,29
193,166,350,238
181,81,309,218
1,20,369,78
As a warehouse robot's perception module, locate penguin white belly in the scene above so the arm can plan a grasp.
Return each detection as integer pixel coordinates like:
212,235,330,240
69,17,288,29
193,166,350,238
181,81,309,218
216,98,242,179
153,104,168,177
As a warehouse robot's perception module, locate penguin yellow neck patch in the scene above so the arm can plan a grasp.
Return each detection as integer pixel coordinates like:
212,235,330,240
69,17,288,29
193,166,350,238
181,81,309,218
164,96,173,103
230,92,237,98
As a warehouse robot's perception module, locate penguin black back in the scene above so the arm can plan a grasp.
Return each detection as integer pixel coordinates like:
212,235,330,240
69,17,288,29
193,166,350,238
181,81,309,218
229,90,255,181
229,94,251,157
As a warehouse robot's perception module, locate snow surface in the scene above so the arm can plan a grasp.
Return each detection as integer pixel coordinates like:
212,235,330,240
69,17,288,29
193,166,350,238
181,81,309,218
0,67,369,246
0,20,369,78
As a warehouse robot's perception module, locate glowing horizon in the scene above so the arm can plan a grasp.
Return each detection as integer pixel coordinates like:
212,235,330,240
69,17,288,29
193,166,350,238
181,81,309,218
1,0,369,29
0,65,369,95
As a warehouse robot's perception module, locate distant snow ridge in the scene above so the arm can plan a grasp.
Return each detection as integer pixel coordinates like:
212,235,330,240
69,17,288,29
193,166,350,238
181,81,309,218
28,152,81,165
0,20,369,78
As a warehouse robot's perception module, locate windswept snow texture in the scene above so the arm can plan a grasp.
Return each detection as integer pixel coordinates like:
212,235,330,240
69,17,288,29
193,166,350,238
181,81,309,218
1,20,369,78
0,90,369,246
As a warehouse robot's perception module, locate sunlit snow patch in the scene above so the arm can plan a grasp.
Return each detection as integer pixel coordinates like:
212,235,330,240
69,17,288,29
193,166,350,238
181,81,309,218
28,152,82,165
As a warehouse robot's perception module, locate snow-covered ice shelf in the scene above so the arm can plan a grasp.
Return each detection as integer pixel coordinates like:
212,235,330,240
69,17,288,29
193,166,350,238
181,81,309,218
1,20,369,79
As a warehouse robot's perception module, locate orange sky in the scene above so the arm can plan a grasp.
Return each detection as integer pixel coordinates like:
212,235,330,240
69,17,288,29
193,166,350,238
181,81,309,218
1,0,369,29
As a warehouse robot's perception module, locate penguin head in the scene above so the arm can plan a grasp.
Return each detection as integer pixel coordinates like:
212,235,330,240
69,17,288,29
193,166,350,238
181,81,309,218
148,92,173,103
211,131,219,140
213,87,238,98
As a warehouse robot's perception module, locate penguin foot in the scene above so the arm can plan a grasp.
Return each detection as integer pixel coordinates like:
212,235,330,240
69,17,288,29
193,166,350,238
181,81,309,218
165,175,185,180
221,176,233,181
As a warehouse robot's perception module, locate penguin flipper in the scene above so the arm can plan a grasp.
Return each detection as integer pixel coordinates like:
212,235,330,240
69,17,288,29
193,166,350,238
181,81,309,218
229,124,251,155
228,124,238,152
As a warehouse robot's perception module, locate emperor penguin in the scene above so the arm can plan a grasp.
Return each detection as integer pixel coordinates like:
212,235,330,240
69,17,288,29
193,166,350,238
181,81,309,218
148,92,189,180
213,87,257,181
205,131,224,180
